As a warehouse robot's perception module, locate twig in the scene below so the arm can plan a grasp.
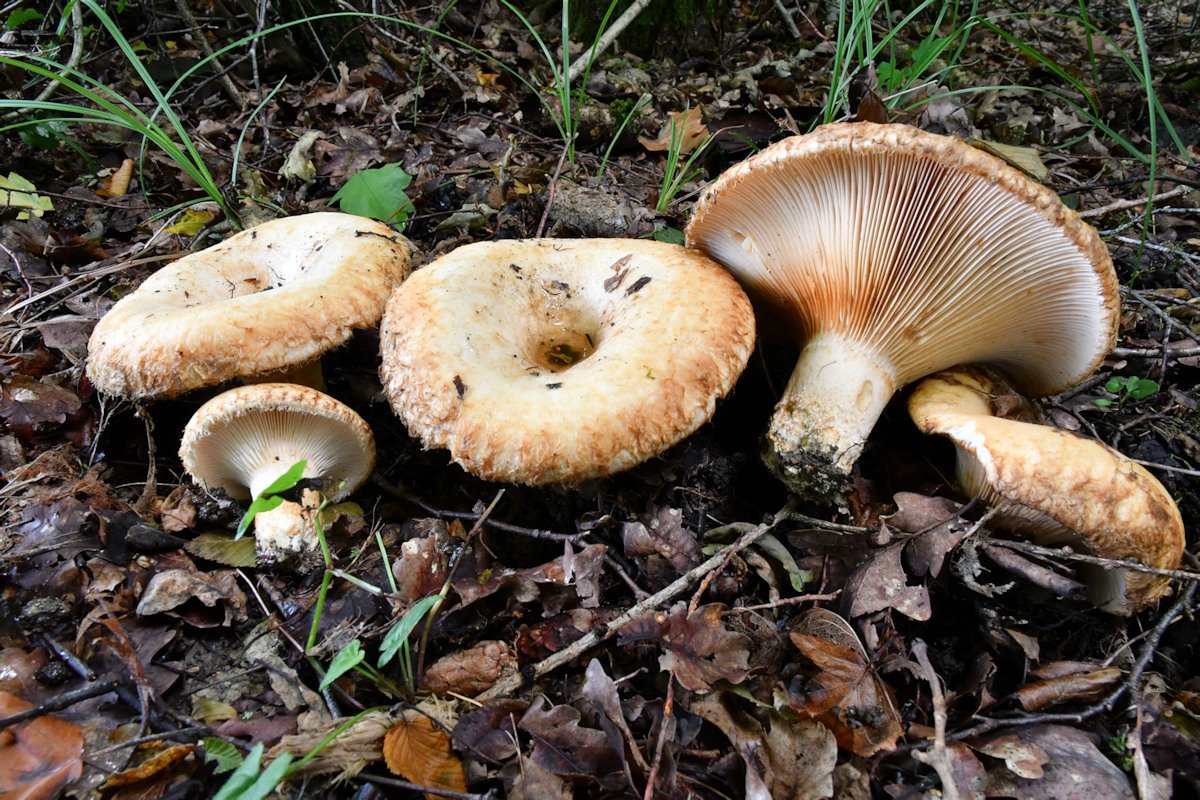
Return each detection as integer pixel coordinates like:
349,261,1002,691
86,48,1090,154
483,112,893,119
535,145,570,237
934,580,1198,746
28,0,85,106
784,511,869,534
88,726,209,757
360,773,488,799
912,641,959,800
372,474,583,542
772,0,803,38
0,680,120,731
173,0,242,107
978,542,1089,600
1112,344,1200,358
1129,456,1200,478
732,591,842,612
642,678,675,800
983,537,1200,583
1079,185,1189,218
566,0,654,83
475,502,795,702
39,634,96,681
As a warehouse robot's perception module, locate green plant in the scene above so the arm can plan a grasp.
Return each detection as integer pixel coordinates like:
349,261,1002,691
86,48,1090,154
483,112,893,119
378,592,444,692
500,0,622,168
597,92,651,181
655,113,714,213
235,459,307,540
0,0,240,222
822,0,980,124
330,162,415,228
1094,375,1160,408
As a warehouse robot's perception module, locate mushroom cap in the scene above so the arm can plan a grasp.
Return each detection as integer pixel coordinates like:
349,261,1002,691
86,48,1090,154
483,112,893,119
685,122,1119,396
88,212,413,399
179,383,375,503
908,366,1184,614
379,238,756,485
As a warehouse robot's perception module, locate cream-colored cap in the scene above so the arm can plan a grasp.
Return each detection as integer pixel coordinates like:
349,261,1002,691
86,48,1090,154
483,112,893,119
908,367,1183,615
379,238,756,484
88,212,412,398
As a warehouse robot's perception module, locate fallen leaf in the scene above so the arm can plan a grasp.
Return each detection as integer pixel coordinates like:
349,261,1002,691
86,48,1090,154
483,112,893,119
983,725,1134,798
383,712,467,797
971,139,1050,181
693,693,837,800
0,374,88,446
785,608,903,757
136,568,247,627
843,541,931,620
184,532,257,567
518,697,620,778
1013,667,1122,712
888,492,970,579
163,207,216,236
0,690,84,799
100,742,195,788
620,603,750,691
0,171,53,218
974,733,1049,778
452,700,530,764
639,106,709,153
95,158,134,198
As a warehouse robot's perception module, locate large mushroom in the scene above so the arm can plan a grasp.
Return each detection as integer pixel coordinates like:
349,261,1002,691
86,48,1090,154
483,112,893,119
88,212,412,398
379,238,756,485
180,383,375,562
908,366,1184,615
686,122,1119,500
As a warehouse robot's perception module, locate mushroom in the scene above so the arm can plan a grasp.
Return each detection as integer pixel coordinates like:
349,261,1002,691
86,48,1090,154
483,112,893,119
379,238,756,484
180,383,375,562
908,366,1184,615
685,122,1119,500
88,212,412,399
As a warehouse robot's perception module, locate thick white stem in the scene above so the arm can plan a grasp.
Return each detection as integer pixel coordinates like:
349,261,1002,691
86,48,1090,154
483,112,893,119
764,333,896,497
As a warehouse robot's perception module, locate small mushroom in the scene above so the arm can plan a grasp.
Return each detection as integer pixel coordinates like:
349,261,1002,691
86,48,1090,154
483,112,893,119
379,238,756,484
88,212,412,399
908,366,1184,615
686,122,1119,500
179,383,374,562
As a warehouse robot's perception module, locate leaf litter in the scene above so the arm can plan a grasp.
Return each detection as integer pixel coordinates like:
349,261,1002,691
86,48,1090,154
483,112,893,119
1,0,1198,798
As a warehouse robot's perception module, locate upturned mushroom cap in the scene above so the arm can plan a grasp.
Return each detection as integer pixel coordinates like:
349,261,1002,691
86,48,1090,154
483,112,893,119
379,238,756,485
908,366,1184,615
88,212,412,399
180,383,375,560
686,122,1119,500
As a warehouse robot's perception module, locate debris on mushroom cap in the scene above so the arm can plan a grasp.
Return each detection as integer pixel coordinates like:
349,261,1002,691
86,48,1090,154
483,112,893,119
908,366,1184,615
87,212,413,399
379,238,756,485
180,383,375,561
685,122,1119,501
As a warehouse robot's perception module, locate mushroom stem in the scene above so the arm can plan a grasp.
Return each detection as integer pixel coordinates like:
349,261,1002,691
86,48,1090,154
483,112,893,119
764,332,896,498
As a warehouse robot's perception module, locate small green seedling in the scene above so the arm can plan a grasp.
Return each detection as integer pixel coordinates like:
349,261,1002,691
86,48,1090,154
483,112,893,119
212,743,294,800
379,592,444,692
1094,375,1159,408
235,459,307,540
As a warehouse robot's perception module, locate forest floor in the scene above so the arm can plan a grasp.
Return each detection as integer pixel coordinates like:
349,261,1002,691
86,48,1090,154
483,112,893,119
1,1,1199,798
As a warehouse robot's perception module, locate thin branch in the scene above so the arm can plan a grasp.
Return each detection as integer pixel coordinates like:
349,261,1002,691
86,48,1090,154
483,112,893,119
1079,184,1189,218
475,501,796,702
29,0,85,106
173,0,242,107
0,680,120,731
912,641,960,800
566,0,654,83
984,537,1200,583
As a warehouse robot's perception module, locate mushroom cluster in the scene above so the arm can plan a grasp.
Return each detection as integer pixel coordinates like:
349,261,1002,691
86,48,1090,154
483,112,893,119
686,122,1119,500
86,212,412,560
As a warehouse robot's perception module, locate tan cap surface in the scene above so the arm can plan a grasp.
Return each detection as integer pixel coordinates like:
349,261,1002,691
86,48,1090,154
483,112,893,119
686,122,1119,497
379,238,756,485
908,367,1184,614
88,212,412,398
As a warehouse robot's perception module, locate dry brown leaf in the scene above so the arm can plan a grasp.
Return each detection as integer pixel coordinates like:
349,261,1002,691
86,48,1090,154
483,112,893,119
983,725,1134,798
0,690,84,800
95,158,134,198
100,742,195,789
786,608,902,757
619,603,749,691
843,541,931,620
1014,667,1121,712
639,106,708,153
383,713,467,797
